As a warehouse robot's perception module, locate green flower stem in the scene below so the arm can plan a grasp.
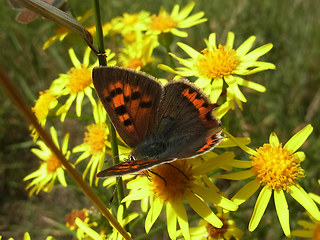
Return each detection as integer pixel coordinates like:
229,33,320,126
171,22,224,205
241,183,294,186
0,69,132,240
91,0,126,210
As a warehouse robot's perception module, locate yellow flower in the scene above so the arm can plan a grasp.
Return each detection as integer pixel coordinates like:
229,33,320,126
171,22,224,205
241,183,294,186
108,205,138,240
73,205,138,240
24,127,70,196
65,208,90,231
42,9,92,49
292,213,320,239
122,153,237,240
55,47,115,121
118,34,159,70
181,208,244,240
217,124,320,237
112,11,152,35
30,89,59,141
1,232,53,240
73,103,131,185
147,2,207,37
160,32,275,108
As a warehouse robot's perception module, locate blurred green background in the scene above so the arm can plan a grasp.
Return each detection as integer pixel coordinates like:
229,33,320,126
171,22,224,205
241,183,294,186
0,0,319,239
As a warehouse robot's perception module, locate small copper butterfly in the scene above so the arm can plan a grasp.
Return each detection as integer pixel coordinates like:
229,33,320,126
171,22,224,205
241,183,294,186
92,66,222,178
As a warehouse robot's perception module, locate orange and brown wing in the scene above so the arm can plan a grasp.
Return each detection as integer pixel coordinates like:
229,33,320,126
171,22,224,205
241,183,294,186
96,158,177,177
92,66,164,148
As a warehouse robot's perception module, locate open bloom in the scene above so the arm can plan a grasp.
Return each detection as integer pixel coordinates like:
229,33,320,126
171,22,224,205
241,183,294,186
30,89,59,140
181,207,244,240
24,127,70,196
147,1,207,37
118,33,159,70
160,32,275,108
73,103,131,185
291,212,320,239
217,124,320,237
112,11,152,35
55,48,115,121
121,153,237,240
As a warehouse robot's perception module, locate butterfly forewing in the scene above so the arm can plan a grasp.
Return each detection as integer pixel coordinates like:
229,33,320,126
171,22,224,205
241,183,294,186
92,66,164,148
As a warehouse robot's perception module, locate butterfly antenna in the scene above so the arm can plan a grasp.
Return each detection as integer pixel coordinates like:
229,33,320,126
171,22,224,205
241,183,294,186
148,170,167,186
166,163,189,180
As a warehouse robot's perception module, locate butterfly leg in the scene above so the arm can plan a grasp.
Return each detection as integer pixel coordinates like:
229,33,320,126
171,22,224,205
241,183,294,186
165,163,190,180
148,170,167,186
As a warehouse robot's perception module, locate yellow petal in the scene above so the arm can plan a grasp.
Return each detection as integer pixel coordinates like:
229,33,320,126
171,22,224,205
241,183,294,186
284,124,313,153
226,32,235,48
223,130,256,155
172,200,190,240
269,132,280,146
166,202,177,240
291,229,313,238
236,35,256,56
216,169,254,180
248,186,272,231
288,184,320,221
232,179,260,205
194,185,238,211
218,137,251,148
274,190,290,237
177,42,200,58
309,193,320,205
145,197,163,233
187,193,223,228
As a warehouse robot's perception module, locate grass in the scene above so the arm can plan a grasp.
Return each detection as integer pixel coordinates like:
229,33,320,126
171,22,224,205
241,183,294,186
0,0,319,239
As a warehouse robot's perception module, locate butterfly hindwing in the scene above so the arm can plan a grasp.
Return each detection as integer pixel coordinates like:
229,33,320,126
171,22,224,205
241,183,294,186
92,66,164,148
149,80,222,159
96,158,177,177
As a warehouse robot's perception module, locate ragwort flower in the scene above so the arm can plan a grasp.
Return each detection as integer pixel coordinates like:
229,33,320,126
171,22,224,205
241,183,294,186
160,32,275,107
24,127,70,196
55,48,115,121
291,212,320,239
122,153,237,240
118,34,159,70
73,102,131,185
182,207,244,240
217,124,320,237
147,1,207,37
30,89,59,141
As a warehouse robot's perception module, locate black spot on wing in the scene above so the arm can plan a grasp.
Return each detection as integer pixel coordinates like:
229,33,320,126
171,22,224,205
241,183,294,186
140,101,152,108
115,105,127,115
131,91,141,100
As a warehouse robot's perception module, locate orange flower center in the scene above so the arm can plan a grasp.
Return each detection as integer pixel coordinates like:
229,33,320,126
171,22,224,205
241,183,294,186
251,143,304,191
149,13,177,31
194,45,239,80
84,124,108,154
206,217,229,239
67,66,92,93
148,160,194,203
46,153,62,173
65,209,89,230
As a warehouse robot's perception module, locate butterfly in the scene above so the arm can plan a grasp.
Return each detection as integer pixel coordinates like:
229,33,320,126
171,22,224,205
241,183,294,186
92,66,222,178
